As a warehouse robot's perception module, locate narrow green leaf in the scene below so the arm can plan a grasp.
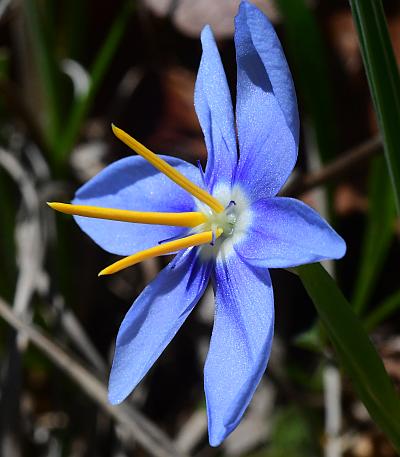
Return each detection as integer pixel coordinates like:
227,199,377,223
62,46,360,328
277,0,336,163
297,263,400,452
352,156,395,314
56,1,132,163
364,289,400,332
24,0,63,150
349,0,400,214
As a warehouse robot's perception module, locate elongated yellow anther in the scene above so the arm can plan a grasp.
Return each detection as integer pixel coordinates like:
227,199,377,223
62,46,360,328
112,124,224,214
99,229,223,276
47,202,206,227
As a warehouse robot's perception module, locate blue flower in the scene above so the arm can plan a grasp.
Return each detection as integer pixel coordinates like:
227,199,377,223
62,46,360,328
49,1,346,446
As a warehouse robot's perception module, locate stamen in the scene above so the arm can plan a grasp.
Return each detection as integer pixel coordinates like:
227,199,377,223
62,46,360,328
47,202,206,227
158,233,187,244
197,160,207,188
211,223,218,245
112,124,224,214
99,229,223,276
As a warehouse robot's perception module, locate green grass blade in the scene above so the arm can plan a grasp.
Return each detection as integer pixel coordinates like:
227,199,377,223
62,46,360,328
352,156,395,314
364,289,400,332
297,263,400,452
56,1,132,163
277,0,336,163
349,0,400,214
24,0,63,151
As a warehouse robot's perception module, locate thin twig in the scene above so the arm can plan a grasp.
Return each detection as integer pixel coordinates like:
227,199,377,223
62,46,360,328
323,365,342,457
0,147,45,457
51,294,108,374
0,297,188,457
281,136,382,196
0,148,42,316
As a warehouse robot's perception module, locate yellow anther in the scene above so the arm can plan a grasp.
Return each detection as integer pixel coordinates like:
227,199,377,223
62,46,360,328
99,228,223,276
112,124,224,214
47,202,206,227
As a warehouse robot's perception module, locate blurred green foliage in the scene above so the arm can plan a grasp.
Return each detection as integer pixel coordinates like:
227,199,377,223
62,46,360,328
23,0,133,172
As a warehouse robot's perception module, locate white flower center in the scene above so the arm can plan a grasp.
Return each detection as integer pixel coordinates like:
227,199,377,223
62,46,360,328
195,183,252,261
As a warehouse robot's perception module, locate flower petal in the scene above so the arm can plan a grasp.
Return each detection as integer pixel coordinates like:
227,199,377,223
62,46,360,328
194,25,237,190
108,249,212,404
234,2,298,200
73,155,203,255
236,197,346,268
237,1,299,145
205,255,274,446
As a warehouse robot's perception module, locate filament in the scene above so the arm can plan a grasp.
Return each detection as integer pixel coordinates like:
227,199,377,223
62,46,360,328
99,229,222,276
47,202,206,227
112,124,224,213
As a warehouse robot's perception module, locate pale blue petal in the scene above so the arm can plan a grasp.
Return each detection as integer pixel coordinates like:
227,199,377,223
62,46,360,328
237,1,299,145
108,250,212,404
205,255,274,446
194,25,237,190
234,2,298,200
73,155,203,255
235,197,346,268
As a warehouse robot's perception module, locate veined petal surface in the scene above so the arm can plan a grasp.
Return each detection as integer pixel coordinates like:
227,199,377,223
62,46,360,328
194,25,237,190
73,155,203,255
205,255,274,446
238,1,299,145
235,197,346,268
234,2,298,200
108,249,212,404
